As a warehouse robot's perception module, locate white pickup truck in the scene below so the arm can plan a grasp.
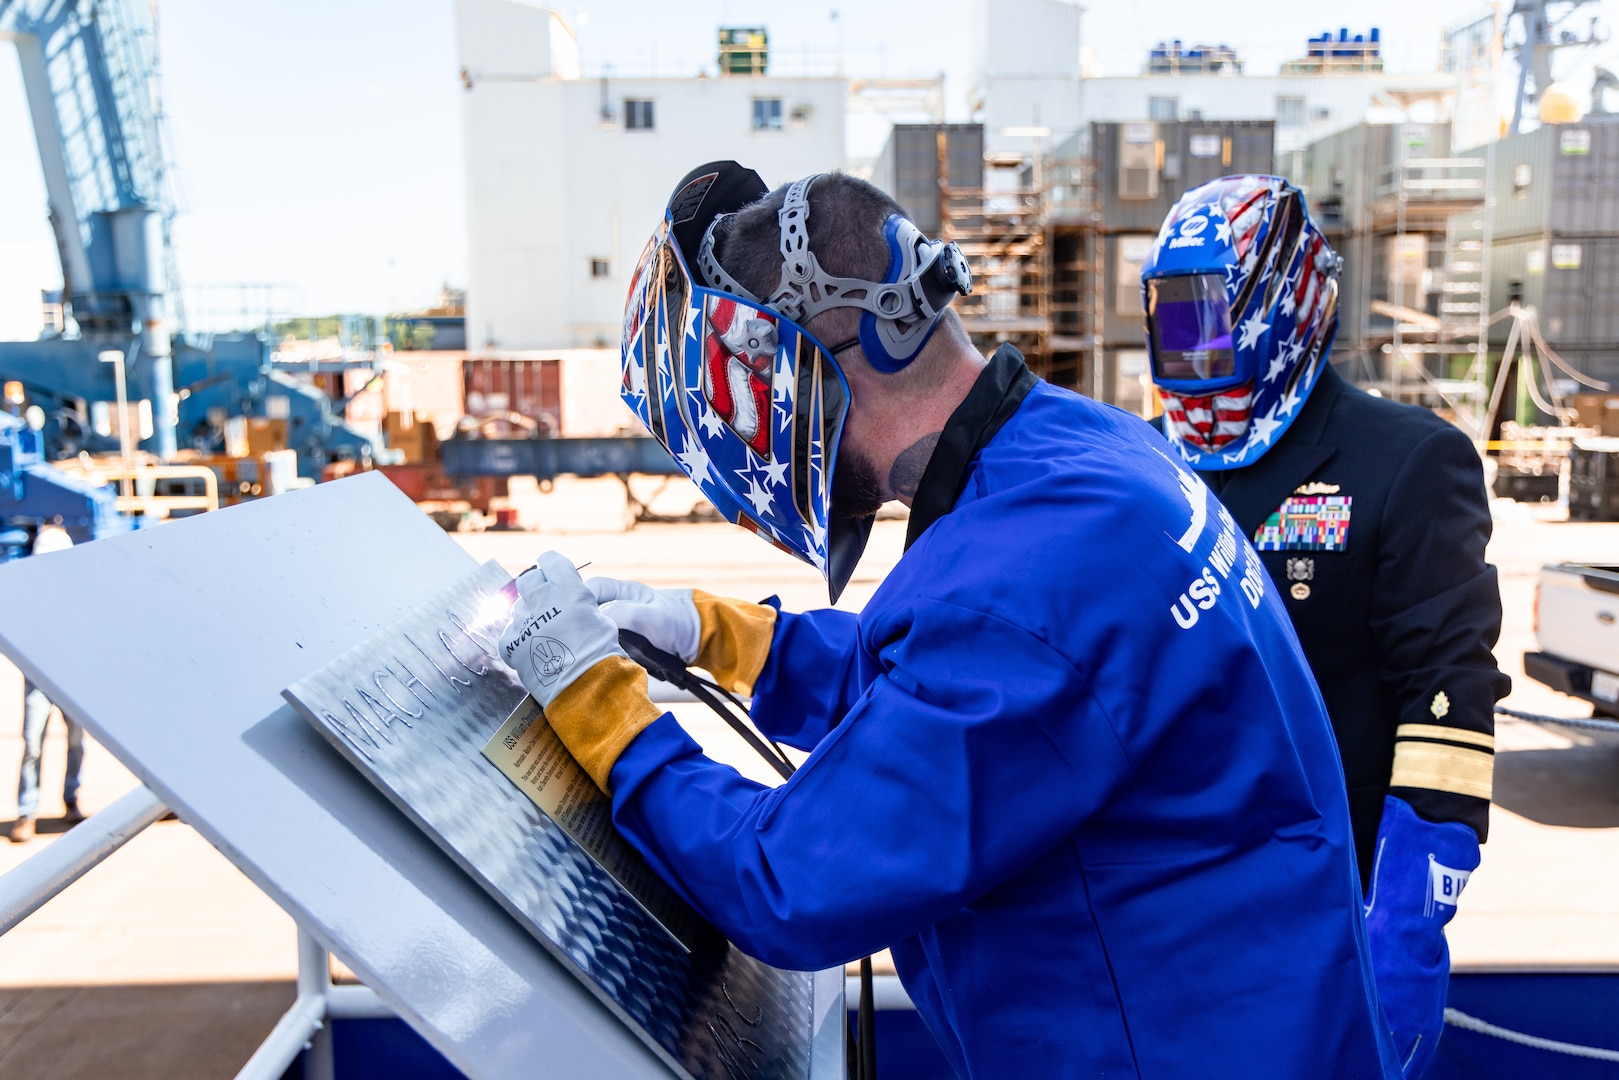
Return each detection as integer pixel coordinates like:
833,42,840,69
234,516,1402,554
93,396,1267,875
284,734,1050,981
1525,564,1619,717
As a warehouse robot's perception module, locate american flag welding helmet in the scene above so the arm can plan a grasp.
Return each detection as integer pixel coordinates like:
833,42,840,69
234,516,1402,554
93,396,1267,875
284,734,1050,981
1141,175,1341,470
622,162,867,601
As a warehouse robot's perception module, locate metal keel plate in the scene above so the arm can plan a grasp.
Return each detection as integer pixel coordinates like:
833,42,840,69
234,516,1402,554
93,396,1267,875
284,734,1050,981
284,561,818,1080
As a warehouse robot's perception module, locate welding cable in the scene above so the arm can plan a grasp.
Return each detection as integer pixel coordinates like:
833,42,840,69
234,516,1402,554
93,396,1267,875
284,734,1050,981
617,629,795,780
617,627,878,1079
683,671,793,764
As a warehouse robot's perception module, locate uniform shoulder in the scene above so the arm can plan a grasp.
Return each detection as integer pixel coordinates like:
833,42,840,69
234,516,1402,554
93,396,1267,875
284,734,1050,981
1328,376,1463,446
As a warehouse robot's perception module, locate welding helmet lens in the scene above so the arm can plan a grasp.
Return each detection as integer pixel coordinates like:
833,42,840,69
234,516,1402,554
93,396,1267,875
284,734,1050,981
1146,274,1237,386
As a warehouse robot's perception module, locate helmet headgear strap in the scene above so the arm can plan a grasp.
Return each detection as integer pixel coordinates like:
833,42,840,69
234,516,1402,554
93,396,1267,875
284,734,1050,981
694,174,973,362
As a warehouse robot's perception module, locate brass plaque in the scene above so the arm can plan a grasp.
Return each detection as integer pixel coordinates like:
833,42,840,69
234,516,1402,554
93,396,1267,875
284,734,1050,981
481,697,678,927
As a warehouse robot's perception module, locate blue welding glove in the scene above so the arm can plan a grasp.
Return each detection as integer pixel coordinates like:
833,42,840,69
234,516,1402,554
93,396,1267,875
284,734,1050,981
1363,795,1479,1078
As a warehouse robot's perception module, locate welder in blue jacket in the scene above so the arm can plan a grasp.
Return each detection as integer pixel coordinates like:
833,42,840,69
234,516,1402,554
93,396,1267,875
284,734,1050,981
1142,176,1510,1077
498,162,1401,1078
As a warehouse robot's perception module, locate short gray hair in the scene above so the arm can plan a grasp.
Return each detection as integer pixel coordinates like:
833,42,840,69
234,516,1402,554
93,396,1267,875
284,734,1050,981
710,173,905,336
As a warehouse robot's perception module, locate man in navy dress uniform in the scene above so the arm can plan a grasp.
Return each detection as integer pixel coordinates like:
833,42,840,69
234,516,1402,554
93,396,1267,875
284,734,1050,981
1144,175,1510,1078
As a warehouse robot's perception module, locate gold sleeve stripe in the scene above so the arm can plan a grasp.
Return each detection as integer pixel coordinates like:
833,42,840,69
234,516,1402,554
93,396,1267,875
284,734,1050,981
1396,723,1495,751
1389,742,1493,801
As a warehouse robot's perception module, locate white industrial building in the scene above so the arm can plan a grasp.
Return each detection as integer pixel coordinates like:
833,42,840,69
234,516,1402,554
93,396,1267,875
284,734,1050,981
456,0,846,354
1074,72,1470,162
969,0,1491,162
967,0,1084,157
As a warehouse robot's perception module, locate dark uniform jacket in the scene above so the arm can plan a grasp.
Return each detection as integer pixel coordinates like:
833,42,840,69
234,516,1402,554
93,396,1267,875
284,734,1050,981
1161,364,1510,886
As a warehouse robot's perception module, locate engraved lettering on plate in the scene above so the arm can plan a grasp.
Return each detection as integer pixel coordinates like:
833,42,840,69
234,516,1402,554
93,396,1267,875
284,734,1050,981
355,685,414,732
725,978,764,1026
437,626,488,678
283,561,816,1080
407,632,471,691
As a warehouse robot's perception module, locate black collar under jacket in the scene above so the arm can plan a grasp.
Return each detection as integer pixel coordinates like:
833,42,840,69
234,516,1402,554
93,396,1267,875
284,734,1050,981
904,345,1039,551
1200,363,1346,531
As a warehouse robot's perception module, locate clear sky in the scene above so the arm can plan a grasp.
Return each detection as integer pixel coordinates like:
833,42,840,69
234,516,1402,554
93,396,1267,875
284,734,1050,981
2,0,1617,337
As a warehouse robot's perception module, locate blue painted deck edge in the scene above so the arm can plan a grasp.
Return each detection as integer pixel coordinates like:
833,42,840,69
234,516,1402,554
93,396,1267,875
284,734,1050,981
282,973,1619,1080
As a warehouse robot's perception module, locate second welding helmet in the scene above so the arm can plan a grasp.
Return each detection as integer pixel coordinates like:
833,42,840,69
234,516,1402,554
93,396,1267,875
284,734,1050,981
1141,175,1341,470
624,162,900,602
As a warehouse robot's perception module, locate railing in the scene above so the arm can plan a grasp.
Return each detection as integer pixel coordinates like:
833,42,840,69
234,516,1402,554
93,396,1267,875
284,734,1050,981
0,782,397,1080
0,785,167,935
49,460,221,518
234,927,397,1080
1373,158,1488,202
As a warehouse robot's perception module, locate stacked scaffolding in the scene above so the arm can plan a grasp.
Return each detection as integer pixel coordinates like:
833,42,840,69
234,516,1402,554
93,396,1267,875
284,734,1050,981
872,124,1053,379
1045,155,1102,394
942,148,1051,381
1385,156,1492,421
1297,122,1489,417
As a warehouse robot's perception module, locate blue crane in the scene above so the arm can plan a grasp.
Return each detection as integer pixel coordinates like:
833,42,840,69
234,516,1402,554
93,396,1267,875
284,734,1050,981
0,0,380,477
0,0,178,456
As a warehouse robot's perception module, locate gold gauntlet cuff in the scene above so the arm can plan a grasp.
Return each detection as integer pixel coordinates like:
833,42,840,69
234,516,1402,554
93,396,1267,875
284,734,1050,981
544,655,664,793
692,590,778,696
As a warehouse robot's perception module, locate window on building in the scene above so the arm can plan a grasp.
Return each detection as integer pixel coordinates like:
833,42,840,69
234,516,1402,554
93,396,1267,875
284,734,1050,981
1276,96,1306,128
590,258,611,279
753,98,784,130
624,99,655,131
1147,96,1178,122
1310,105,1332,123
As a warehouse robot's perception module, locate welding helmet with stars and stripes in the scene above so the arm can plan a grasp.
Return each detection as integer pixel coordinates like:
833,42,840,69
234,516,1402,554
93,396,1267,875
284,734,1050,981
624,161,958,605
1141,175,1342,470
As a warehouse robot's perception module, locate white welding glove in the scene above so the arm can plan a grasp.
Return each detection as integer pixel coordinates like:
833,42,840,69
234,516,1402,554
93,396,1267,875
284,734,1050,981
499,552,627,709
586,577,701,664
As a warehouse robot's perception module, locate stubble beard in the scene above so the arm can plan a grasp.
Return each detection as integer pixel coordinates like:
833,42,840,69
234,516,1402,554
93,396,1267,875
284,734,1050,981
831,444,885,520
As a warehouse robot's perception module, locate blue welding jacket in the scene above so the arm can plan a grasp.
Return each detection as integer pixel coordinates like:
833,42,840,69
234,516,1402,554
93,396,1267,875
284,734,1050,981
609,350,1400,1078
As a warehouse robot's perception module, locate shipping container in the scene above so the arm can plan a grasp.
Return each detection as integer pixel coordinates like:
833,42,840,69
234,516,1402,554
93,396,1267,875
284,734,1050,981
1488,235,1619,357
1297,122,1454,237
870,124,986,236
1469,119,1619,243
1101,233,1156,346
462,357,562,434
1331,232,1372,351
1088,120,1276,232
1569,438,1619,520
